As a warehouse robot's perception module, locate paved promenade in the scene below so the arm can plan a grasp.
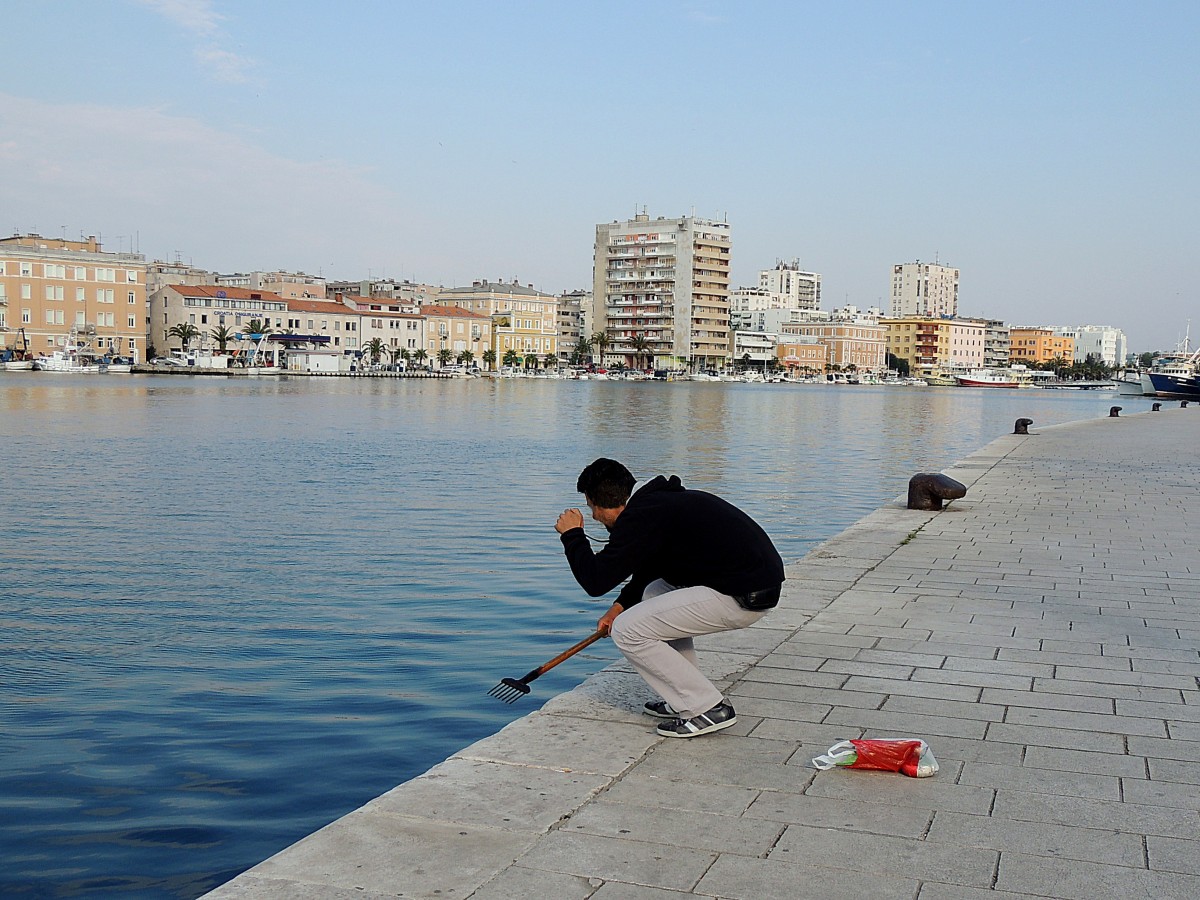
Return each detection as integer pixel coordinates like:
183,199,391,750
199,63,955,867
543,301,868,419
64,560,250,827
207,407,1200,900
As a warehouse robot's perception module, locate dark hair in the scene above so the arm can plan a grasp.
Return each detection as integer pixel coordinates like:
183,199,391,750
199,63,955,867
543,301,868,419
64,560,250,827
576,458,635,508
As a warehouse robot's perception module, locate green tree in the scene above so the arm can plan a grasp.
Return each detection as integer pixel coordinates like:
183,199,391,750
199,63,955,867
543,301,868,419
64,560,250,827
503,349,521,368
482,348,497,371
572,335,591,366
523,352,540,370
590,330,610,366
209,324,235,353
413,348,428,368
436,347,454,368
629,333,652,370
364,337,385,365
458,349,475,367
1138,351,1155,368
241,319,271,338
168,323,200,351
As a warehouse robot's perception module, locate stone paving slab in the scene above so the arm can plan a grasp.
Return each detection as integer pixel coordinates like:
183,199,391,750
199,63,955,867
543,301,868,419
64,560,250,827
205,409,1200,900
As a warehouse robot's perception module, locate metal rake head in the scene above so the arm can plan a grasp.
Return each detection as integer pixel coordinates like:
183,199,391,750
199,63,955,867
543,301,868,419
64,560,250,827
487,677,531,703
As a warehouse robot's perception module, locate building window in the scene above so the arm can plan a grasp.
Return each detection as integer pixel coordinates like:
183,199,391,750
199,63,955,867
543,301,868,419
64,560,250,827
20,262,32,276
74,266,85,280
21,284,31,300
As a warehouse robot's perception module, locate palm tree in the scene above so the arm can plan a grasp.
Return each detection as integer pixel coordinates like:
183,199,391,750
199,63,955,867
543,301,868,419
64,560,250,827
523,352,540,370
458,349,475,368
573,335,591,365
503,349,521,369
168,323,200,351
437,347,454,368
590,330,610,367
400,348,412,368
413,348,428,368
209,324,234,353
364,337,385,366
482,348,497,371
242,318,271,338
629,333,651,370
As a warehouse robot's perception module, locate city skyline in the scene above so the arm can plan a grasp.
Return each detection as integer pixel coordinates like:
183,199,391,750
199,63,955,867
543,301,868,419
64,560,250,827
2,1,1196,352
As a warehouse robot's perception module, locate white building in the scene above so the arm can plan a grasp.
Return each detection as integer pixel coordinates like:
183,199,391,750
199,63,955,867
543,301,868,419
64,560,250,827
593,212,731,371
1049,325,1127,367
758,260,820,310
889,261,959,318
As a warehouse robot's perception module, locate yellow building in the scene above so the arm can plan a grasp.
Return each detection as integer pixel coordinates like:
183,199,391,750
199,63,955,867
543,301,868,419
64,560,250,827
882,317,954,374
438,280,558,366
419,305,493,367
1010,327,1074,365
1,233,148,361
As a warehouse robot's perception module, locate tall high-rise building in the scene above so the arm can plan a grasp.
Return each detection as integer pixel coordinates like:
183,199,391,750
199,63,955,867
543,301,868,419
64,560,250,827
759,260,821,310
593,212,731,370
889,261,959,318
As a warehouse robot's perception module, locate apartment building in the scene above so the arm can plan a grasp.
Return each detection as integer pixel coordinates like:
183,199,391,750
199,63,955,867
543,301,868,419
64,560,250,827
215,270,326,299
557,289,589,364
979,318,1011,368
418,305,492,365
883,316,953,373
1010,327,1075,365
593,212,731,371
889,261,959,318
284,297,361,351
758,259,821,310
1048,324,1126,366
0,233,148,361
438,280,558,364
327,278,439,307
340,295,425,357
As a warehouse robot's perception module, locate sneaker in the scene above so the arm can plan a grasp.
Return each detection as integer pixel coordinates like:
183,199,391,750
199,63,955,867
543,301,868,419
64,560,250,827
643,700,679,719
656,702,737,738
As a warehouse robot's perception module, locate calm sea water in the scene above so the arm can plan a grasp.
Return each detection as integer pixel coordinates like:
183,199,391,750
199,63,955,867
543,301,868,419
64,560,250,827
0,373,1129,898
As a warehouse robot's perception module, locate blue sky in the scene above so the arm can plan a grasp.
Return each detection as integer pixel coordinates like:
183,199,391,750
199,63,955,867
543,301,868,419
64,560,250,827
2,1,1196,351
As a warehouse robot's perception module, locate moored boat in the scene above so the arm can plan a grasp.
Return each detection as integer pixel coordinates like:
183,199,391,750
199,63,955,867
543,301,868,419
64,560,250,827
956,368,1019,388
1146,349,1200,399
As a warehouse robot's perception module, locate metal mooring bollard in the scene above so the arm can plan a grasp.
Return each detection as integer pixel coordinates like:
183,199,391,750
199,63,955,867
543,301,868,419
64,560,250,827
907,473,967,511
1109,406,1122,417
1014,417,1033,434
1182,401,1190,408
1152,402,1162,411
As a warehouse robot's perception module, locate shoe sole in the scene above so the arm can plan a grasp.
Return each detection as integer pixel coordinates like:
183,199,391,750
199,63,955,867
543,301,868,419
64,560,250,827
656,715,737,738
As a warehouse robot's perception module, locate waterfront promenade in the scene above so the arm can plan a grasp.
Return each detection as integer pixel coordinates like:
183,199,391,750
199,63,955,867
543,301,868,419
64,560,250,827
206,407,1200,900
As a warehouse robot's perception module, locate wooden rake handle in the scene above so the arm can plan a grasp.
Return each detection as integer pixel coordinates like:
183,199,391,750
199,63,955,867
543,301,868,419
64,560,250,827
521,628,607,682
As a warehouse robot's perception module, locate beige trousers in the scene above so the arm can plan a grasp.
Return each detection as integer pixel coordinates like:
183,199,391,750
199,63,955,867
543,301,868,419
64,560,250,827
610,579,766,719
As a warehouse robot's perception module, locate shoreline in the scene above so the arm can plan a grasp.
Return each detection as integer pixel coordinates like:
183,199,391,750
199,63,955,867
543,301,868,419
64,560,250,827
202,407,1200,899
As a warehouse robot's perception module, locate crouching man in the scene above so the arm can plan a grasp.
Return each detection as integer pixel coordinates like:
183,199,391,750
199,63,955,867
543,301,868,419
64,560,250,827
555,458,784,738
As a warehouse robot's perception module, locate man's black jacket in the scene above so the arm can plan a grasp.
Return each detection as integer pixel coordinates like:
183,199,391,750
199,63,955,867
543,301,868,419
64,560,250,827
560,475,784,608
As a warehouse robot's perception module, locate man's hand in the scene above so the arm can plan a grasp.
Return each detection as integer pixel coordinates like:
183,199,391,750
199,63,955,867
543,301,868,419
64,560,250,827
597,602,623,636
555,508,585,534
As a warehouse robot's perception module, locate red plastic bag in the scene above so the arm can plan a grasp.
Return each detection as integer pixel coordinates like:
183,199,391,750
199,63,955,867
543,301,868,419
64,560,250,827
812,738,938,777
